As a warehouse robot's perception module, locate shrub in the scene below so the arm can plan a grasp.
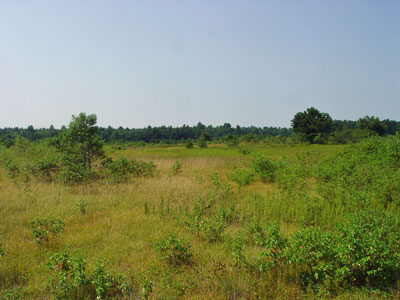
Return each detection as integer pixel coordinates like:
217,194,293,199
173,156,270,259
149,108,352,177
185,139,194,149
250,222,287,276
1,289,22,300
169,161,182,176
316,136,400,207
287,226,337,286
58,161,91,184
228,167,255,186
156,234,193,266
141,278,153,300
335,208,400,288
27,157,59,182
102,157,156,183
89,260,129,300
47,248,87,300
198,137,208,148
47,248,130,300
0,241,3,257
251,154,276,183
29,217,65,245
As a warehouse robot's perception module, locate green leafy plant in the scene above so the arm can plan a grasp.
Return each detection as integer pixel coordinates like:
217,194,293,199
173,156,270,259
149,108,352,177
169,161,182,176
78,198,87,214
47,248,130,300
102,157,156,183
335,208,400,288
251,154,277,183
0,241,3,257
29,217,65,245
47,248,87,300
198,137,208,148
156,234,193,266
27,157,59,182
88,260,129,300
1,289,22,300
141,278,153,300
185,139,194,149
228,167,255,186
287,226,337,286
251,222,287,278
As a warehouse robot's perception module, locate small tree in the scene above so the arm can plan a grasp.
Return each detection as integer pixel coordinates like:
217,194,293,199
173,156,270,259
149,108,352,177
198,136,208,148
53,113,105,182
185,138,194,149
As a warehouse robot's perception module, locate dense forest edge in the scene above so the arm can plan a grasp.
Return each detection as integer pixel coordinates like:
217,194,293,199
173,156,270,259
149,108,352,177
1,107,399,147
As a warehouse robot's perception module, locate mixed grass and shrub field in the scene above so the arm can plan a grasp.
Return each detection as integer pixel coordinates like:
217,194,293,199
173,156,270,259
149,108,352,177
1,135,400,299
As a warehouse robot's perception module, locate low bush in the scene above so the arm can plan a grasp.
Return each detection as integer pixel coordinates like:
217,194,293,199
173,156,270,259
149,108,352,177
47,248,130,300
251,154,277,183
228,167,255,186
156,234,193,266
29,217,65,245
89,260,129,300
47,248,87,300
169,161,182,176
27,157,59,182
184,139,194,149
102,157,155,183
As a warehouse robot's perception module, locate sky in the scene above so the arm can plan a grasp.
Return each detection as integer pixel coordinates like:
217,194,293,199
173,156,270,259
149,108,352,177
0,0,399,129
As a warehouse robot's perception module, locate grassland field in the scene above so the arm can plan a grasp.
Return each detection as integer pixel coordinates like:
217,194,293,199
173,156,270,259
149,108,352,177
0,142,398,300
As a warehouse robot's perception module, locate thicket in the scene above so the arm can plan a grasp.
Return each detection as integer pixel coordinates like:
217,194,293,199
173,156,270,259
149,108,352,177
1,114,156,185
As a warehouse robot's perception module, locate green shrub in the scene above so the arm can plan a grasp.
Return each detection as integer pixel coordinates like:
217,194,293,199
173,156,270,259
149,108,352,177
287,226,337,286
58,161,91,184
239,149,250,155
27,157,59,182
335,209,400,288
316,136,400,207
102,157,156,183
156,234,193,266
89,260,129,300
228,167,255,186
1,289,22,300
250,222,287,276
185,139,194,149
0,241,3,257
198,137,208,148
47,248,87,300
141,278,153,300
169,161,182,175
47,248,130,300
29,217,65,245
251,154,277,183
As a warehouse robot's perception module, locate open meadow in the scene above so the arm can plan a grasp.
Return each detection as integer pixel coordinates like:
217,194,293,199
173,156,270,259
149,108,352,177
1,139,400,300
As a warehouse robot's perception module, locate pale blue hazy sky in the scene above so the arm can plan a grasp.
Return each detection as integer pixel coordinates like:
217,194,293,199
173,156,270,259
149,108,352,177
0,0,399,128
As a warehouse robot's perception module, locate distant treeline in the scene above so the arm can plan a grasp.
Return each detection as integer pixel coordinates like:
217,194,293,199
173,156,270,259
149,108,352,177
0,118,399,147
0,123,291,146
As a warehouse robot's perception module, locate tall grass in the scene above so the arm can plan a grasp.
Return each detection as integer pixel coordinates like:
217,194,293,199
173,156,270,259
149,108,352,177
0,140,399,299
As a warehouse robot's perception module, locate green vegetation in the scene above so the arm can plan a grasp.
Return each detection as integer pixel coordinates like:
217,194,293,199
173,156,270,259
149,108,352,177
1,113,400,299
1,108,399,147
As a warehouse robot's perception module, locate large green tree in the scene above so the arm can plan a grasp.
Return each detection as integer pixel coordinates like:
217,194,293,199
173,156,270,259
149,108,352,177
357,116,387,136
291,107,333,143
